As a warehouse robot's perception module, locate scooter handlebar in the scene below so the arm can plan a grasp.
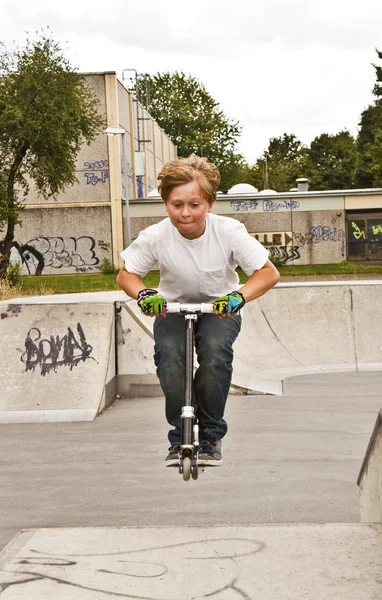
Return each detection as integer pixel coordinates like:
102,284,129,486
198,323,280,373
166,302,214,314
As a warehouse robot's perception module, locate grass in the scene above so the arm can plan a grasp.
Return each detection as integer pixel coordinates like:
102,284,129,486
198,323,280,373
1,261,382,300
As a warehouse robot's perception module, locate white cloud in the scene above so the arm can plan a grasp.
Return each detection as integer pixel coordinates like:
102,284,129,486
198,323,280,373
1,0,382,162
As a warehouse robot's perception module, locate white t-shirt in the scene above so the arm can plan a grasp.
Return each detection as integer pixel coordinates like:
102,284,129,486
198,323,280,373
120,213,269,303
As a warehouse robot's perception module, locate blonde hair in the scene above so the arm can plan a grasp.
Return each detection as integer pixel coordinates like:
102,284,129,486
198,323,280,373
157,154,221,205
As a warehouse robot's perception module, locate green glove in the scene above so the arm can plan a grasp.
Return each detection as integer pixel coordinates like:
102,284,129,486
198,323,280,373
137,288,167,316
213,291,246,315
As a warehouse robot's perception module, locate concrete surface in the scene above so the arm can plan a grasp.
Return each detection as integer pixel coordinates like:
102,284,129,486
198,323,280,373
358,410,382,522
1,372,381,553
1,524,381,599
0,302,116,423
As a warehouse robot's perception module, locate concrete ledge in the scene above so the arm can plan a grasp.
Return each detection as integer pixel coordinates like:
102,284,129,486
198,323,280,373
0,409,98,424
358,410,382,523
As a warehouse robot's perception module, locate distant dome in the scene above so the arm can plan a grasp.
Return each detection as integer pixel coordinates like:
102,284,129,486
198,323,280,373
147,188,160,197
258,188,278,195
228,183,258,194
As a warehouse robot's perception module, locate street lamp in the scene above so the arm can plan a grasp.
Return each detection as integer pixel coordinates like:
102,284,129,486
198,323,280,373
105,127,132,247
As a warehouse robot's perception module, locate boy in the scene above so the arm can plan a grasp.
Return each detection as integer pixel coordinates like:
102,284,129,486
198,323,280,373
117,155,279,466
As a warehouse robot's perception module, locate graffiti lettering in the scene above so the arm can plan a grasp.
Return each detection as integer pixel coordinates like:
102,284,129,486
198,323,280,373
17,236,100,275
263,199,300,212
84,171,109,185
75,266,96,273
269,245,300,264
98,239,111,252
83,160,109,170
294,227,345,246
230,200,259,211
21,323,97,376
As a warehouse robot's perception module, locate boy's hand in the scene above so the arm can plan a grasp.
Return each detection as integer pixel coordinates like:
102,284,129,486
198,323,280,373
137,288,167,316
213,291,246,315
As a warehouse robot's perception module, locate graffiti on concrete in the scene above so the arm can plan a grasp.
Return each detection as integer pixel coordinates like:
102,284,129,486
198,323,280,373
20,323,97,376
294,226,345,257
98,239,111,252
10,237,100,275
84,171,109,185
251,232,299,264
230,199,300,212
268,245,301,264
0,536,264,598
230,200,259,211
83,159,109,185
294,227,345,246
263,199,300,212
84,160,109,170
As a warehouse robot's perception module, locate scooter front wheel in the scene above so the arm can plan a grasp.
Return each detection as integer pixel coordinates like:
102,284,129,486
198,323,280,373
182,456,191,481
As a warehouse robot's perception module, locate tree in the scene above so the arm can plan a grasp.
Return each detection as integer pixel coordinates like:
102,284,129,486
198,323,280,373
305,130,357,190
249,133,306,192
133,72,243,189
356,49,382,187
0,31,104,274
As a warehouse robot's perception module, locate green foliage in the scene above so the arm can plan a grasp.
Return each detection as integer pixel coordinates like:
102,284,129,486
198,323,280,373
250,133,307,192
356,49,382,187
0,30,105,273
5,260,21,286
100,257,118,275
133,71,244,189
268,255,284,268
305,130,357,190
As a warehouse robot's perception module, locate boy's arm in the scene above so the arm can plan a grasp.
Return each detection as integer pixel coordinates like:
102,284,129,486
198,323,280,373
116,266,146,300
239,260,280,303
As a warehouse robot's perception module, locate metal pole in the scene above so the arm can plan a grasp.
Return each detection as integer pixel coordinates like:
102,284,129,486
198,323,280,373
121,133,132,246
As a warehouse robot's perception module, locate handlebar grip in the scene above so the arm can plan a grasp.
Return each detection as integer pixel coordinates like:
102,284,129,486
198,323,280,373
166,302,214,314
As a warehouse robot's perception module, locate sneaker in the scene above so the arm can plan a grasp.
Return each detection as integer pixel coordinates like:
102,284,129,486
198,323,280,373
165,444,180,467
197,437,222,466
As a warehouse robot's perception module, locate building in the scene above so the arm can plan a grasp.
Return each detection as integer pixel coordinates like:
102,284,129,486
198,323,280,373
8,72,177,276
6,70,382,272
127,181,382,266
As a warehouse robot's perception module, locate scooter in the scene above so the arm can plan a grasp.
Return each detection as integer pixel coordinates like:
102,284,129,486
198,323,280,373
121,300,213,482
165,303,214,481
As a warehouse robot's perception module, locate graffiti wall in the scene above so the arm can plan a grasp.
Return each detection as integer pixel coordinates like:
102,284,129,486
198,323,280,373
8,206,112,275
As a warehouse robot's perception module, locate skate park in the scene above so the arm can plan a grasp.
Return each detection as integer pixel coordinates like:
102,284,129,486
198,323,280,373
0,280,381,598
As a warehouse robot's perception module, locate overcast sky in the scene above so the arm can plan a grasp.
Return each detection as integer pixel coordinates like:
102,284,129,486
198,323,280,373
1,0,382,164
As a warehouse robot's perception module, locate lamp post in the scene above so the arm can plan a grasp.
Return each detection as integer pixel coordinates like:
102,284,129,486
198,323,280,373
105,127,132,247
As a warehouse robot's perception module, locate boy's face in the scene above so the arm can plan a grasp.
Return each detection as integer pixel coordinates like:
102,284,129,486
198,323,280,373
165,180,213,240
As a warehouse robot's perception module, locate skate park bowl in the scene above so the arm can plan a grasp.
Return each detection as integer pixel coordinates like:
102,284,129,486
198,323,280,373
0,292,126,423
358,409,382,523
1,281,382,422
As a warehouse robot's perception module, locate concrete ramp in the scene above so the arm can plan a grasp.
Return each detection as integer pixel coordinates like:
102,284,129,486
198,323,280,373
232,281,382,394
116,282,382,396
0,294,125,423
358,409,382,523
2,282,382,420
0,524,381,599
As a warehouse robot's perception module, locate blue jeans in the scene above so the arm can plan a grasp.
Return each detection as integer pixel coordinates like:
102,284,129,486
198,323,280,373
153,313,242,445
